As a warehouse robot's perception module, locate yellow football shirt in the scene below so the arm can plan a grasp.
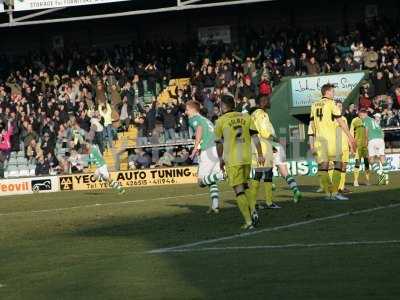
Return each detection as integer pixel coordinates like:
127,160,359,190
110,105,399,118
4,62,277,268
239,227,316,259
215,111,256,167
350,117,367,147
250,108,274,168
310,97,342,139
310,97,343,159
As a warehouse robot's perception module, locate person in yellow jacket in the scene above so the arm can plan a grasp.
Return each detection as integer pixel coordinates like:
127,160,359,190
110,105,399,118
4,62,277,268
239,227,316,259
98,102,114,149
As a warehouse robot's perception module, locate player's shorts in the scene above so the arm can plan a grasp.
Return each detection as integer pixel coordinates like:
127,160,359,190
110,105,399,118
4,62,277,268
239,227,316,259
314,136,343,164
355,145,368,159
341,150,350,163
197,146,221,178
368,139,385,157
272,143,286,166
95,164,110,181
226,164,251,187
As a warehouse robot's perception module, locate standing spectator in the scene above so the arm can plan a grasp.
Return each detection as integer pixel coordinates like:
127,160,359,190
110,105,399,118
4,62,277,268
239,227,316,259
363,46,379,70
98,102,113,148
372,71,390,96
305,56,321,75
161,102,178,141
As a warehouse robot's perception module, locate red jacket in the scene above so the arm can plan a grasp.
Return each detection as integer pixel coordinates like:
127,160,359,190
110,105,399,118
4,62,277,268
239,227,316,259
259,81,272,96
358,96,372,110
0,126,14,151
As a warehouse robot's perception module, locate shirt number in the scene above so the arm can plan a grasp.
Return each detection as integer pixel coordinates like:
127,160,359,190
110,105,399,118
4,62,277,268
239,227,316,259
316,108,323,121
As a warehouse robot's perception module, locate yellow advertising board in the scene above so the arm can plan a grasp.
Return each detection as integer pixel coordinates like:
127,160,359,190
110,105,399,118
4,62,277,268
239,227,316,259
59,166,198,191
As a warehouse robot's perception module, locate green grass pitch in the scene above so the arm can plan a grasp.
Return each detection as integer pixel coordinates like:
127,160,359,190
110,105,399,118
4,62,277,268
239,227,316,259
1,174,400,299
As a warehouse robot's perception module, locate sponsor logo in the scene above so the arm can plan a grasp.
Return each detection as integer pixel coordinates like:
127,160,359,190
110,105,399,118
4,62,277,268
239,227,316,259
31,179,52,192
60,177,73,190
0,182,29,192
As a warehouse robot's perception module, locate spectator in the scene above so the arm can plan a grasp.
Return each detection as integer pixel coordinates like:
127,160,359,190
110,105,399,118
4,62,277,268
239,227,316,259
35,156,50,176
68,148,84,173
363,46,379,70
160,102,178,141
26,139,43,162
98,102,113,148
305,56,321,75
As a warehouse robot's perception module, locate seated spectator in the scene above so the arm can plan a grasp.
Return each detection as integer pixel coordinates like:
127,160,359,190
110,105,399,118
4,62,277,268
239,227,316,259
129,148,152,169
173,148,191,166
35,156,50,176
155,150,174,167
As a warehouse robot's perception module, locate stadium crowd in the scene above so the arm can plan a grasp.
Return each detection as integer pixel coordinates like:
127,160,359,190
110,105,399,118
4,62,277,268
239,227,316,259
0,18,400,176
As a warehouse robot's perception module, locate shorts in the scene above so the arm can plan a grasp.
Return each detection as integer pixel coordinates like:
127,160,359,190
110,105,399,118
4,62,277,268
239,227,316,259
314,136,343,163
272,143,286,166
226,164,251,187
198,146,221,178
341,150,350,163
355,146,368,159
95,164,110,181
368,139,385,157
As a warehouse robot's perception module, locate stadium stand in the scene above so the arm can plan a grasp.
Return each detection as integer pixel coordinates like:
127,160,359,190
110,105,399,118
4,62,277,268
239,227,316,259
0,18,400,178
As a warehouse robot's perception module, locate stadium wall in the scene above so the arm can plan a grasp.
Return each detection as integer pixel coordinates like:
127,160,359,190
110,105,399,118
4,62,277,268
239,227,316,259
0,155,399,196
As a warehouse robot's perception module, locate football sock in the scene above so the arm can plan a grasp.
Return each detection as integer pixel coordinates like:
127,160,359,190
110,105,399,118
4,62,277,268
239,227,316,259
201,172,224,186
284,175,299,194
246,180,260,213
365,170,370,182
382,162,390,175
264,182,273,206
331,169,341,195
111,180,123,192
339,171,346,191
318,170,330,195
372,163,382,175
354,167,360,183
236,193,252,225
209,184,219,209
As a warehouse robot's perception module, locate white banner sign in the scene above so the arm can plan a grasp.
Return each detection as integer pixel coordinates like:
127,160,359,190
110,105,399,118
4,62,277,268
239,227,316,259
0,176,59,197
14,0,129,11
198,25,231,44
291,72,365,107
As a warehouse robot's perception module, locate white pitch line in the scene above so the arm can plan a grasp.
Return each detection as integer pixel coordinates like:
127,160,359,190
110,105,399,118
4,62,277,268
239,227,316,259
0,191,217,217
149,202,400,254
160,240,400,253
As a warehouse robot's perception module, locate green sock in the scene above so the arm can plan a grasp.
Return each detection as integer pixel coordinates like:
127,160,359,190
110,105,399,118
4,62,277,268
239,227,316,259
284,175,299,194
202,173,224,186
209,184,219,209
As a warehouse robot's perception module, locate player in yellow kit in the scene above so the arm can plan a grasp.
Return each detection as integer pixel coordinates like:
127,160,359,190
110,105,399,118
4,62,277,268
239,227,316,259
335,101,350,194
309,84,356,201
350,109,370,186
246,95,275,218
215,95,265,230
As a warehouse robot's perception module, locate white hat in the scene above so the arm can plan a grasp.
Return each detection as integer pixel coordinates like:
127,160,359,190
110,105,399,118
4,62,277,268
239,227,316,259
374,113,381,119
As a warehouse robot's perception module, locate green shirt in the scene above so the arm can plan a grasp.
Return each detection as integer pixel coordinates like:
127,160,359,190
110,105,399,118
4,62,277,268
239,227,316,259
188,114,216,150
89,145,106,168
363,116,384,141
